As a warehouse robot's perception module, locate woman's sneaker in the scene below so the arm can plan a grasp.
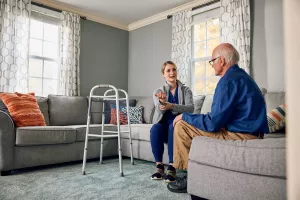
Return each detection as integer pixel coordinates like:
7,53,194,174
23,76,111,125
164,165,176,183
151,164,165,180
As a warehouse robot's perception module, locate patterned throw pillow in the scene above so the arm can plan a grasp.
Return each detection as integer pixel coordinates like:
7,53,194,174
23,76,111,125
267,104,286,133
110,104,143,125
104,99,137,123
0,92,46,127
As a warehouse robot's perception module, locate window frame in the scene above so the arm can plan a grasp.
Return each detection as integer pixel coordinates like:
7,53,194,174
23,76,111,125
28,5,61,97
190,3,221,96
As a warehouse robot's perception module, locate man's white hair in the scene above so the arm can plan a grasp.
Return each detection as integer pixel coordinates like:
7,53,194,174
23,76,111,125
216,43,240,65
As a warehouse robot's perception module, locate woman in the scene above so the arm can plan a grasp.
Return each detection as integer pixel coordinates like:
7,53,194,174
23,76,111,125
150,61,194,183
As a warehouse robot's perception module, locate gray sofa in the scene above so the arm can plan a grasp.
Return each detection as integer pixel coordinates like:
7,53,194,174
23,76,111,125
0,95,119,175
187,92,286,200
0,92,286,199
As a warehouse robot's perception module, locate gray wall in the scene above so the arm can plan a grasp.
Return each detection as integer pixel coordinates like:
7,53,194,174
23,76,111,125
251,0,284,92
128,19,172,97
80,19,129,97
128,0,284,96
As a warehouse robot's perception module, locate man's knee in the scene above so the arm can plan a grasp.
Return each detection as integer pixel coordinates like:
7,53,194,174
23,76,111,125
174,121,185,135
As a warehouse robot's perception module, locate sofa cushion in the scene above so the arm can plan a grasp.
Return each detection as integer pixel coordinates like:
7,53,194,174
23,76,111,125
120,124,152,141
200,94,213,114
267,104,286,133
260,87,267,96
264,92,285,113
0,92,46,127
193,95,206,114
110,104,143,125
36,96,50,126
199,88,268,115
16,126,76,146
69,124,117,142
189,136,286,178
135,97,154,124
0,98,10,116
89,97,104,124
104,99,137,124
48,95,88,126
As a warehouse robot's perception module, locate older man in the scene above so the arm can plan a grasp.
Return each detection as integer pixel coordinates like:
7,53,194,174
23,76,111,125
167,43,269,193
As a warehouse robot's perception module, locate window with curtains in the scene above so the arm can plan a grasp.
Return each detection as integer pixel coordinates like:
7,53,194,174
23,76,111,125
28,6,61,97
191,5,220,96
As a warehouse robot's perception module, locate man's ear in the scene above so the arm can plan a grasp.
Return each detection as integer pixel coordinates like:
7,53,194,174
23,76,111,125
220,56,226,66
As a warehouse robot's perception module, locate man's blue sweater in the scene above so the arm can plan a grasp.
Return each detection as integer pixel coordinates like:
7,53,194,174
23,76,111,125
182,64,269,136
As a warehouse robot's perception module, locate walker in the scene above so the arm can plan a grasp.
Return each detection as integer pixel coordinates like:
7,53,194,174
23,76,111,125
82,84,134,177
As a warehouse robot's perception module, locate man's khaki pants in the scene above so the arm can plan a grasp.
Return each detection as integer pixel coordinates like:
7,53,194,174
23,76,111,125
173,121,258,170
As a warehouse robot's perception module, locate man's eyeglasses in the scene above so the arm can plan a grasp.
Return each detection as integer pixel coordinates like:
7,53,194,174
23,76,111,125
209,56,221,66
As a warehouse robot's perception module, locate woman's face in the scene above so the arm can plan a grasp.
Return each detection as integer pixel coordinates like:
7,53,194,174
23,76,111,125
163,64,177,82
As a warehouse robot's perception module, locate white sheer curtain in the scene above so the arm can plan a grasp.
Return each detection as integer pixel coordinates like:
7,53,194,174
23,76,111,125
171,9,192,85
60,11,80,96
0,0,31,93
220,0,251,74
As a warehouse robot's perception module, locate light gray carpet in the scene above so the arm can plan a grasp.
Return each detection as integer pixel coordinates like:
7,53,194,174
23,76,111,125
0,158,191,200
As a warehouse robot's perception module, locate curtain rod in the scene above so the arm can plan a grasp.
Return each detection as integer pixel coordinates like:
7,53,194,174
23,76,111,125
31,2,87,20
167,0,220,19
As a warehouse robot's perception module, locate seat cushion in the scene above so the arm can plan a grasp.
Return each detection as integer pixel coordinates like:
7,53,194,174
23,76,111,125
120,124,152,141
48,95,88,126
189,136,286,178
69,124,117,142
16,126,76,146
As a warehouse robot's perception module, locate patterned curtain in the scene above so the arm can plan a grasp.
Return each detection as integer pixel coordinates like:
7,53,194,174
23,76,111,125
171,10,192,86
60,11,80,96
220,0,251,74
0,0,31,93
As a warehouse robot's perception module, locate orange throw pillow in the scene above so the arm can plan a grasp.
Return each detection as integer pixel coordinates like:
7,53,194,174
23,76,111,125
0,92,46,127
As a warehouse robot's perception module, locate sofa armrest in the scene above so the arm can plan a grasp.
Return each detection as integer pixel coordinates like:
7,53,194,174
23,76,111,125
0,110,15,171
189,136,286,177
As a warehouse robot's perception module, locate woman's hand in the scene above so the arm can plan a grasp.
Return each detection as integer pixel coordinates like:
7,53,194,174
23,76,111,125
159,102,173,110
155,91,167,103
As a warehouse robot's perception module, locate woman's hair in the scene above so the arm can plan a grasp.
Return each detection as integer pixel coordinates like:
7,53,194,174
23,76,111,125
161,61,177,74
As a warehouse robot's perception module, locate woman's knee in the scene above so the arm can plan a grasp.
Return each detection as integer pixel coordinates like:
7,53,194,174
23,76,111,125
150,123,164,136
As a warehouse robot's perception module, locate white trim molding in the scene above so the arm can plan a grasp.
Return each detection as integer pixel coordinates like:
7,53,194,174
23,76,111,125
128,0,211,31
32,0,215,31
32,0,128,31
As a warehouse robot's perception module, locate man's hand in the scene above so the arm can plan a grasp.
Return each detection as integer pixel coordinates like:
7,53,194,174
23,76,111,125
173,114,183,127
155,91,167,103
159,102,173,110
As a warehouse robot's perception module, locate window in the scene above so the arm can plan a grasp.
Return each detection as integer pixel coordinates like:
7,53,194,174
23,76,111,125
29,6,61,97
191,5,220,96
